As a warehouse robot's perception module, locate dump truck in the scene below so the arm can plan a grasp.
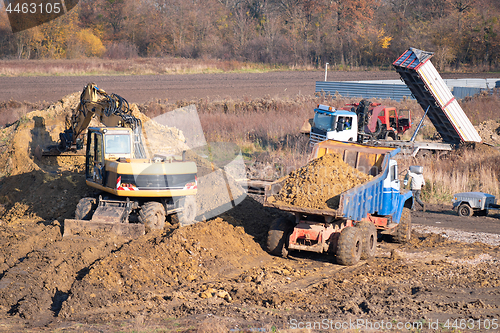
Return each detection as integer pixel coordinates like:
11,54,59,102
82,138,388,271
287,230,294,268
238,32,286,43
308,100,412,145
55,83,197,238
393,48,482,146
264,140,413,266
308,48,482,157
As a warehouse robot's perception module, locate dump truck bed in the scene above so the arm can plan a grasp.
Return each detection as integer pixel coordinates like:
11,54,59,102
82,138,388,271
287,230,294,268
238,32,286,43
393,48,481,144
264,140,399,221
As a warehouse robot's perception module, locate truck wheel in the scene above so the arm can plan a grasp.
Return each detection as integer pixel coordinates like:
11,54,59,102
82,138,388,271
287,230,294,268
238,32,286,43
336,227,362,266
356,221,377,260
267,216,294,257
176,196,197,227
139,202,166,232
394,207,412,243
457,203,473,217
75,197,97,220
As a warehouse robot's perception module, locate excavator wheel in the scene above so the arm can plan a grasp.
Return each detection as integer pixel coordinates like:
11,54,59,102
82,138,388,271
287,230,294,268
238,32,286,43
336,227,362,266
176,196,197,227
139,202,166,233
75,197,97,220
356,221,377,260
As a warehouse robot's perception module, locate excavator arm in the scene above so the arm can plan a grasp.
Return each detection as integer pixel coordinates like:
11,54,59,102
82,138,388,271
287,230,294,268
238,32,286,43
57,83,146,158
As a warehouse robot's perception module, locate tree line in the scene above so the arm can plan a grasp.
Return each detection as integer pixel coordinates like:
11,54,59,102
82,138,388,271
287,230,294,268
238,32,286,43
1,0,499,70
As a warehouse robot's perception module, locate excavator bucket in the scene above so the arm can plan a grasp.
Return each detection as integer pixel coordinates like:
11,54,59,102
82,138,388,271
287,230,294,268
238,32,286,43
63,219,145,239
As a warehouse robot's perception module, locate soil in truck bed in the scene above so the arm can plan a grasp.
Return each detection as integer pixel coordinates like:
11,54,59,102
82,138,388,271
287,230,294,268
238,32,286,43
267,153,373,210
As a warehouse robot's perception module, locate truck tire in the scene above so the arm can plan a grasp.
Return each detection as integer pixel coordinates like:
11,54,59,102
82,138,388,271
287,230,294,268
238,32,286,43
139,202,166,232
176,196,197,227
356,221,377,260
336,227,362,266
457,203,473,217
394,208,412,243
75,197,97,220
267,216,294,257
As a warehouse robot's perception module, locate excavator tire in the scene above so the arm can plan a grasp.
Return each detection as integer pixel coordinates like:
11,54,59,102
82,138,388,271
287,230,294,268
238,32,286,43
336,227,362,266
394,208,412,243
176,196,197,227
75,197,97,220
267,216,294,257
356,221,377,260
139,202,166,233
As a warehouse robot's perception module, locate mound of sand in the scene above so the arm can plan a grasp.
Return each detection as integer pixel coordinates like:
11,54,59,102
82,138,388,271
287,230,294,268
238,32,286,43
268,153,372,210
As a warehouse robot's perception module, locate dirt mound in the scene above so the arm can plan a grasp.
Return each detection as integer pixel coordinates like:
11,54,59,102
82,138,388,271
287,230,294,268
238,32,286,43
130,104,188,155
0,90,251,326
58,218,267,321
268,153,372,209
476,119,500,146
0,226,121,324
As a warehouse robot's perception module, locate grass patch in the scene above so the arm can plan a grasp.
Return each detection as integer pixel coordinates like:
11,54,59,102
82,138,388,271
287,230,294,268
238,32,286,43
0,57,309,77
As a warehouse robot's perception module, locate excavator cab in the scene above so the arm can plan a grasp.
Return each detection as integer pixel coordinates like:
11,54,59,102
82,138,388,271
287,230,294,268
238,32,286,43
85,127,134,186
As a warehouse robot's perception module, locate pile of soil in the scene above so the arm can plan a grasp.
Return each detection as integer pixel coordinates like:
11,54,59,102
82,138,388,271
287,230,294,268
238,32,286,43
0,90,253,326
476,119,500,146
58,218,267,321
0,90,245,223
267,153,372,209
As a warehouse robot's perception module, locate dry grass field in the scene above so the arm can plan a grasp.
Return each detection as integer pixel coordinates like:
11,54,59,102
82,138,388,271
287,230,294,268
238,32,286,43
0,58,303,76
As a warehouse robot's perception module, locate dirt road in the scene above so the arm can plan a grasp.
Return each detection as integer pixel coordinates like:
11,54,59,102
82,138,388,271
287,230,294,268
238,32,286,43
413,204,500,235
2,71,499,103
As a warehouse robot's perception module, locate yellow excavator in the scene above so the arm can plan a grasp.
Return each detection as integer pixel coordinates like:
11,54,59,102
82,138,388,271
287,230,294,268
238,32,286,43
57,83,197,238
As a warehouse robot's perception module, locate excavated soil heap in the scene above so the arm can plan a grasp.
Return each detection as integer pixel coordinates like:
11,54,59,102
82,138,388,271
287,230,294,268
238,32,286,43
58,218,266,321
268,153,372,210
476,119,500,146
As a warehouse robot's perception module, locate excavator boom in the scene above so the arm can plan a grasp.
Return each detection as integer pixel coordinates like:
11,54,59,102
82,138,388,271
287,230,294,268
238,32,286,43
46,83,147,158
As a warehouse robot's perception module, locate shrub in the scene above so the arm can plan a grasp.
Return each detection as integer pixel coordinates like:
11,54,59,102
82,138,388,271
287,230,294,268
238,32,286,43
104,41,138,60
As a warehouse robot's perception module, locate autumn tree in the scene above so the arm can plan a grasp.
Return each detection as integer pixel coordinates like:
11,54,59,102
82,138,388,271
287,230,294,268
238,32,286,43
0,0,498,69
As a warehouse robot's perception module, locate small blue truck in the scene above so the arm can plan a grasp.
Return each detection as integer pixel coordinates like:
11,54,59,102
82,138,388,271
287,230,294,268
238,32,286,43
264,140,414,266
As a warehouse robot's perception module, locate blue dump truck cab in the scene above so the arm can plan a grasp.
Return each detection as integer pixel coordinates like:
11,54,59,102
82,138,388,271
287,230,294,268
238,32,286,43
264,140,414,266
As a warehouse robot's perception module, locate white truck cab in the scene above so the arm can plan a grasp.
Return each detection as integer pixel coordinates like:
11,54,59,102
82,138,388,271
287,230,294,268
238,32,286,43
309,104,358,145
